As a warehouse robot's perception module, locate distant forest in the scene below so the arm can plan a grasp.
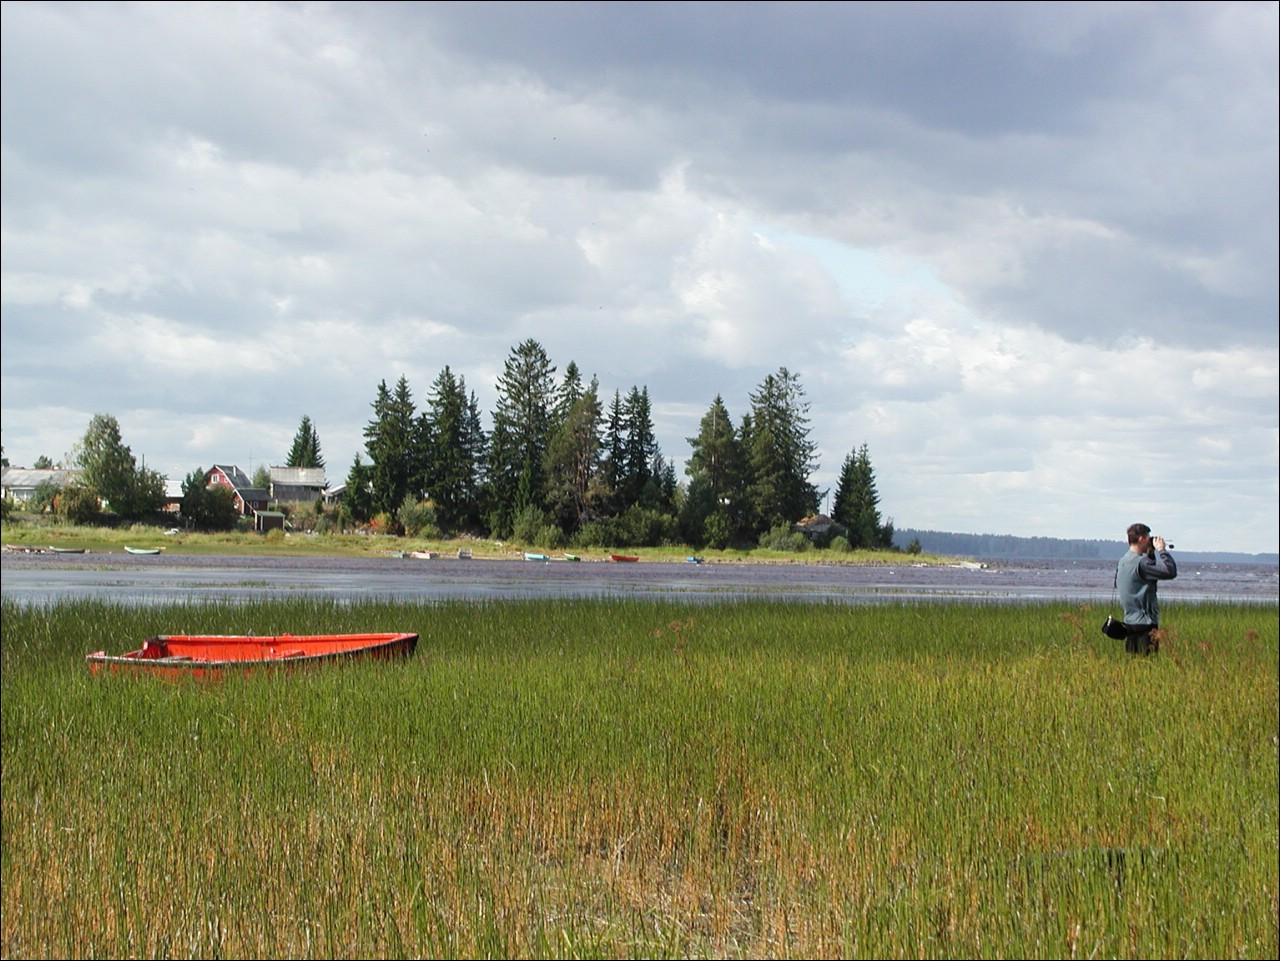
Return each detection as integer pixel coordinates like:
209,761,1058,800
893,529,1278,566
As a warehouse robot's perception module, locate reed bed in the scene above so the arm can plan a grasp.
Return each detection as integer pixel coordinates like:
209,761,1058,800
2,596,1276,959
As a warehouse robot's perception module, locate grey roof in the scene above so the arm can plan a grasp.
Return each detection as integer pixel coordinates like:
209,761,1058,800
211,465,252,487
269,466,326,485
794,514,838,531
1,467,78,489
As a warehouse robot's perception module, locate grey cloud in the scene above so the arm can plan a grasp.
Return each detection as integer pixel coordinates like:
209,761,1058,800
2,1,1276,553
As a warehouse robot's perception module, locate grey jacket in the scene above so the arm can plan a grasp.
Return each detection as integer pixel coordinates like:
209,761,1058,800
1116,548,1177,626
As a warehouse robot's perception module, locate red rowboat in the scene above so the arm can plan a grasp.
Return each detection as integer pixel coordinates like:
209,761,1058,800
86,632,418,679
609,553,640,562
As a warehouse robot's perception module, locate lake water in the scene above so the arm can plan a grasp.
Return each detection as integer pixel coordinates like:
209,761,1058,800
3,550,1276,607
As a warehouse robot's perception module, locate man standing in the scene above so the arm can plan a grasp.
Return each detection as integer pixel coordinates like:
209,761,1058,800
1116,522,1178,655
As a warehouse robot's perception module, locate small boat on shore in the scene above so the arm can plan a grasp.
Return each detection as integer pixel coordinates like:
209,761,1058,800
524,552,550,562
49,546,86,554
87,632,419,679
123,546,162,555
610,553,640,563
685,555,704,564
408,550,439,560
563,553,581,562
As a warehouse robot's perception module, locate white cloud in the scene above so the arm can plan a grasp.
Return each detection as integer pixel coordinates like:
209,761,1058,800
2,1,1275,554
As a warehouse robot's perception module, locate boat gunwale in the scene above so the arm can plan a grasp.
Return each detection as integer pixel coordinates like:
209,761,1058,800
86,632,418,672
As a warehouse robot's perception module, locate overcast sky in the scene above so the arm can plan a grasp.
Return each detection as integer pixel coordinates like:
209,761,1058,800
3,1,1277,554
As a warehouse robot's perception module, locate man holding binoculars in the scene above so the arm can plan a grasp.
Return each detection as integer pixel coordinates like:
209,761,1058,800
1116,522,1178,655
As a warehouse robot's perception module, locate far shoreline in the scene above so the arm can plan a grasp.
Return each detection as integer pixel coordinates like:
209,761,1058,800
6,521,1273,568
1,518,965,568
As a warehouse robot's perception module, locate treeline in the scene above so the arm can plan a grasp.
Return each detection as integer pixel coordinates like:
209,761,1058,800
7,339,897,552
894,530,1118,560
894,529,1277,565
337,338,895,550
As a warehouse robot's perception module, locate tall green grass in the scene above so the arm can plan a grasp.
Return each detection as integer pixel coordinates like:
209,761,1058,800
3,597,1276,958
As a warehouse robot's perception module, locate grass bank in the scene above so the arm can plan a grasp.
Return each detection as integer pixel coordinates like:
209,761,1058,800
1,517,934,565
2,597,1276,958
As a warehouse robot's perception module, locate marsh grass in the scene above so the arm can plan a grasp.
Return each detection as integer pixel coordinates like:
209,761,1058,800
2,597,1276,958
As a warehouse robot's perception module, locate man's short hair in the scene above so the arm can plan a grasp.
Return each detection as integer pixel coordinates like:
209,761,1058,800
1127,523,1151,544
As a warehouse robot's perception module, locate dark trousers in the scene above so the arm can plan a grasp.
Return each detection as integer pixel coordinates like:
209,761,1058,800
1125,624,1156,655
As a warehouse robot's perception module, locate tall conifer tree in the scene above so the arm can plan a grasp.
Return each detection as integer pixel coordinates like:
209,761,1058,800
285,415,324,469
422,366,484,532
363,376,419,518
832,443,892,549
745,368,819,533
485,339,557,535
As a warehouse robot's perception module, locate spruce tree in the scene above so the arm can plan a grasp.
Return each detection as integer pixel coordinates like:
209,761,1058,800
285,415,325,469
683,395,751,546
422,366,484,532
544,375,603,533
341,453,373,523
485,339,557,535
362,376,419,518
745,368,819,533
619,386,659,509
832,443,891,549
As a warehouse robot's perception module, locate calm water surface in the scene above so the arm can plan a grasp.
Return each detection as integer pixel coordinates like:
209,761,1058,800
3,551,1275,607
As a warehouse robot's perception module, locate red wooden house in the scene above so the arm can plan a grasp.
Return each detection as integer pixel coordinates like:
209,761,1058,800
205,465,269,516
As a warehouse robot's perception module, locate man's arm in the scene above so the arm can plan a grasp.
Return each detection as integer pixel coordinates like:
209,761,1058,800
1141,549,1177,580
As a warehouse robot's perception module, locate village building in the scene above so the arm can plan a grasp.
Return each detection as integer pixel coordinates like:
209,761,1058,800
204,465,269,517
1,467,79,505
792,513,846,542
267,466,327,505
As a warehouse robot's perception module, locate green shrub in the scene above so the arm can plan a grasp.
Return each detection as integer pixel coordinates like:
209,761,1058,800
574,518,623,548
53,485,100,525
619,504,680,547
759,522,811,552
397,497,440,538
511,505,548,544
538,524,568,549
369,511,399,535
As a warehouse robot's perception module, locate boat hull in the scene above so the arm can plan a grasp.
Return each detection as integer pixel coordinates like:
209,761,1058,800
87,632,418,679
610,554,639,562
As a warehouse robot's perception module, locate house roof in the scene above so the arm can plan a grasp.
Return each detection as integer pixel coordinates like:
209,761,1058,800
207,465,268,500
793,514,834,529
269,466,326,485
794,514,838,531
1,467,78,489
210,464,252,487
